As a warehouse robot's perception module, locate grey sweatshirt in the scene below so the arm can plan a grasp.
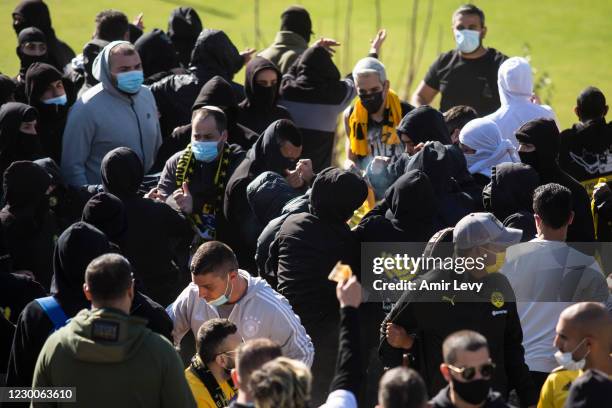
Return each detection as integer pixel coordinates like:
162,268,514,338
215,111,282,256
61,41,162,186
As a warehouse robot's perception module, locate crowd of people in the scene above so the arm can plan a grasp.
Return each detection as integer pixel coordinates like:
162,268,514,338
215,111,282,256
0,1,611,407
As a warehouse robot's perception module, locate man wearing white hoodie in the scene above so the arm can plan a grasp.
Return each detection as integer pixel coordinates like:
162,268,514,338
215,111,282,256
485,56,558,148
61,41,161,186
168,241,314,367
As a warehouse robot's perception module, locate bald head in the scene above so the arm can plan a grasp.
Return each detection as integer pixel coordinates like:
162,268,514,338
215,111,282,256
561,302,610,338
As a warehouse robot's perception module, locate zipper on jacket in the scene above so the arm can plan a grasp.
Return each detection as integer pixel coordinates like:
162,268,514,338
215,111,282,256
130,97,146,164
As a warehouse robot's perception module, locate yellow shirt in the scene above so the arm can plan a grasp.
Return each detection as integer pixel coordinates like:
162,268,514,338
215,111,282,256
537,368,582,408
185,367,236,408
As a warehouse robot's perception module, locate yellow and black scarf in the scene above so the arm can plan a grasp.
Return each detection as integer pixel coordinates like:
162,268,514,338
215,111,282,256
175,144,230,240
348,89,403,157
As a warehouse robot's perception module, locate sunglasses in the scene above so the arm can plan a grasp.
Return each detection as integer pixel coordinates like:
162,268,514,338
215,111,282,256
447,361,496,381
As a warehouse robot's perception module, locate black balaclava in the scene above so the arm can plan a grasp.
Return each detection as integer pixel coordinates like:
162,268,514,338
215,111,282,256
396,105,452,146
24,62,62,105
16,27,49,76
280,6,313,43
2,160,50,227
243,57,282,111
0,75,17,105
82,192,128,245
50,221,111,303
0,102,43,176
135,29,180,78
384,169,436,235
167,7,202,67
247,119,302,175
310,167,368,223
193,75,239,127
82,39,108,87
515,118,560,176
100,147,144,200
12,0,55,40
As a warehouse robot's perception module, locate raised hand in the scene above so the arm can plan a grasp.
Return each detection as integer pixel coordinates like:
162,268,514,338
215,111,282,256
173,182,193,214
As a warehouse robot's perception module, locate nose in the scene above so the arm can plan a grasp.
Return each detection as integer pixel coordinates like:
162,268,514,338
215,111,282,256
198,287,209,300
553,335,561,350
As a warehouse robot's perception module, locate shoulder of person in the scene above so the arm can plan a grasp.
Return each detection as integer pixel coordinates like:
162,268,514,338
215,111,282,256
487,48,508,63
400,101,415,116
432,49,457,65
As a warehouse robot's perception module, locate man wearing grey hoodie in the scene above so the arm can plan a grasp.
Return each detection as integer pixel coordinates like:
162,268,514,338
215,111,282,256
31,253,195,408
61,41,161,186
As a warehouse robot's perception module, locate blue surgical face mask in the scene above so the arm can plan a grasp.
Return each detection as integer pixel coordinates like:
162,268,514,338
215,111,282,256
207,275,233,307
42,94,67,106
116,70,144,94
192,140,219,162
454,29,481,54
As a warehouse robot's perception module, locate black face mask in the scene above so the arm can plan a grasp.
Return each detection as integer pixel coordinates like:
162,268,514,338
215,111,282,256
252,83,276,109
359,91,384,114
17,131,43,158
451,378,491,405
13,21,28,36
223,106,238,126
18,51,49,74
519,151,539,171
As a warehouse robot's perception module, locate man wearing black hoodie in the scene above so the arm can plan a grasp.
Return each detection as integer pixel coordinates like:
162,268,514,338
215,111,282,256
12,0,75,72
515,118,595,242
167,7,203,68
559,87,611,195
266,167,368,404
149,29,254,138
14,27,50,102
101,147,193,306
135,28,185,85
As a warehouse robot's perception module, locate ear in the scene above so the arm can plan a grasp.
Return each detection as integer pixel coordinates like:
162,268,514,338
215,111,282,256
83,283,93,301
604,105,609,117
231,368,240,388
567,211,575,226
481,26,488,39
383,80,390,93
128,280,135,301
534,213,543,231
440,363,451,382
450,128,460,144
220,130,229,144
574,106,581,119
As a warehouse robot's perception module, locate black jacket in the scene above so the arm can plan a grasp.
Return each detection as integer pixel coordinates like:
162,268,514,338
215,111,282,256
225,120,304,271
355,169,437,243
149,29,245,138
430,385,510,408
559,118,612,183
268,168,367,324
0,161,56,289
101,147,193,306
237,56,293,134
482,162,540,242
516,119,595,242
379,268,537,405
134,29,181,82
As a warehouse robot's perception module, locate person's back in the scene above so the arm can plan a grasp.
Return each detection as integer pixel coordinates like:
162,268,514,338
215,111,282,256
31,253,195,408
259,6,312,75
485,57,557,148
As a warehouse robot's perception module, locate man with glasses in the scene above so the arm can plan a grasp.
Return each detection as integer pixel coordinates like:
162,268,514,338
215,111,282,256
185,318,242,408
431,330,509,407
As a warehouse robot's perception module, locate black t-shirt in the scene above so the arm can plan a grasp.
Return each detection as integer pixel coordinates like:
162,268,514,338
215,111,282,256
424,48,507,116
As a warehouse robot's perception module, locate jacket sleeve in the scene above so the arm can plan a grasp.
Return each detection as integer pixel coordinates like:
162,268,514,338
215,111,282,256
157,154,179,197
6,308,47,388
167,286,194,347
573,188,596,242
30,338,55,408
265,288,315,367
159,337,197,408
61,102,96,186
378,289,418,368
503,300,539,406
328,306,361,396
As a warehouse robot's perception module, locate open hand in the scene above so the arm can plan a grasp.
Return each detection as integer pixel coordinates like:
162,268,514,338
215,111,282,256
172,182,193,214
370,29,387,54
240,48,257,64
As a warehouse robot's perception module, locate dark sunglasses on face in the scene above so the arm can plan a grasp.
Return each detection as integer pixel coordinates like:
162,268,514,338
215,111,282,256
447,361,496,381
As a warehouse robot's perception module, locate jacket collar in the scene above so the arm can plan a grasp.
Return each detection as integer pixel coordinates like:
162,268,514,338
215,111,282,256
273,31,308,48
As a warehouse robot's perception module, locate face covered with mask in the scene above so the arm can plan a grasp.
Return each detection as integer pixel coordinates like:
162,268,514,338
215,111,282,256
452,12,486,55
192,266,237,307
444,347,495,406
356,72,389,115
191,107,228,163
214,332,242,378
16,27,49,76
553,314,592,371
108,44,144,95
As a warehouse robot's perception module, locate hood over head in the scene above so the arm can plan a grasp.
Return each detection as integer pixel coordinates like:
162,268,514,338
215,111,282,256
515,118,560,172
24,62,62,105
482,162,540,222
192,75,239,127
82,192,127,244
3,159,50,210
396,105,451,145
66,308,149,363
384,169,436,234
0,102,42,170
167,7,202,65
247,119,302,175
405,141,455,195
134,29,179,78
16,27,49,74
189,29,242,81
280,6,313,42
243,57,282,111
34,157,63,186
92,40,137,94
101,147,144,199
310,167,368,223
247,171,300,224
82,39,108,86
13,0,56,41
294,45,340,85
498,57,533,106
0,74,17,105
459,117,518,177
51,221,111,302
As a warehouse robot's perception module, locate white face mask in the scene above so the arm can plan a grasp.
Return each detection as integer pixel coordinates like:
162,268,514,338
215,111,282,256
554,338,589,371
207,274,233,307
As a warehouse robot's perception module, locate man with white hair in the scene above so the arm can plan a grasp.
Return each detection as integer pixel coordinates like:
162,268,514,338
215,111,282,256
485,56,558,148
61,41,161,186
344,55,413,171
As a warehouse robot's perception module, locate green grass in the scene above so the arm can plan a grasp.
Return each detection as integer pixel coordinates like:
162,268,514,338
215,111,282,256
1,0,611,130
